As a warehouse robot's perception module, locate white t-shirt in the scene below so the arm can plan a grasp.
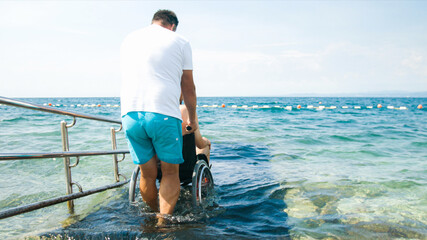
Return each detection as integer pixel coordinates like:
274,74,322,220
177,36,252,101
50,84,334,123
120,24,193,120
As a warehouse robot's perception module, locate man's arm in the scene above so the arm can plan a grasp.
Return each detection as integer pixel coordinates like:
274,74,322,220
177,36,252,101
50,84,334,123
181,70,198,133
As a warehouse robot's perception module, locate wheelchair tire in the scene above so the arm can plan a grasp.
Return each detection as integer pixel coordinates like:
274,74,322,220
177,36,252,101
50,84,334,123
191,160,214,207
129,165,140,203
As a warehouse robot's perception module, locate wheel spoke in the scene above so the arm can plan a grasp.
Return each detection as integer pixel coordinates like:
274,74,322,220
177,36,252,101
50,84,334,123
198,165,206,203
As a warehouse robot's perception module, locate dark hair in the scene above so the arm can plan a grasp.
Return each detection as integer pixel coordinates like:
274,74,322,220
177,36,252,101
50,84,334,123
152,9,179,28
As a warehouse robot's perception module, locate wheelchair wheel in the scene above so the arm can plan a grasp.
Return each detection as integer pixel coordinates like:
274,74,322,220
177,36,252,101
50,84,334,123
192,160,214,207
129,165,140,203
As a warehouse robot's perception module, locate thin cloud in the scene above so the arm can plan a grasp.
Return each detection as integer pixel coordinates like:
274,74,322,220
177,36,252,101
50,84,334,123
248,42,299,48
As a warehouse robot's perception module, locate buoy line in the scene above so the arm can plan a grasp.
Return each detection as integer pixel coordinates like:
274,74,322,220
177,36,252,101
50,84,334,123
43,103,120,108
40,103,424,110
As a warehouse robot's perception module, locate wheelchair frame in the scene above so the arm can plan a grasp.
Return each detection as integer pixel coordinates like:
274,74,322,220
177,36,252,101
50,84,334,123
128,159,214,208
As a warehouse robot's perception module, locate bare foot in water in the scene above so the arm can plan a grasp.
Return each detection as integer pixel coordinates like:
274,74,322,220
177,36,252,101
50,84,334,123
156,213,170,227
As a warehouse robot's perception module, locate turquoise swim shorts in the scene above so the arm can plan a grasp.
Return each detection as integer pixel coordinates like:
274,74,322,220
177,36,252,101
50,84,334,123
122,111,184,165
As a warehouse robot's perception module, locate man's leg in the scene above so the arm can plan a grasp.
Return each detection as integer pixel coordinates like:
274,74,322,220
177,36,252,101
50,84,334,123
139,156,159,212
158,161,180,215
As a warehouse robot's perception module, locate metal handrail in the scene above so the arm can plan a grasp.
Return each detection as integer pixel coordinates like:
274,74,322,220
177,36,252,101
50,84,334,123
0,96,130,219
0,96,121,124
0,180,129,220
0,150,128,161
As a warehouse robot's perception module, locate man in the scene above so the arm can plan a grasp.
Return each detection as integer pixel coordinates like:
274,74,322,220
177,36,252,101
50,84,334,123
120,9,198,219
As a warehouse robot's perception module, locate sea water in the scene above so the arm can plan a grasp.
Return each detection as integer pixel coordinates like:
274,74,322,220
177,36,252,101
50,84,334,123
0,97,426,239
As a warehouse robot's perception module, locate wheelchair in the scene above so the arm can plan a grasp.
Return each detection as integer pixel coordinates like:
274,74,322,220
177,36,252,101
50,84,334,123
129,133,214,208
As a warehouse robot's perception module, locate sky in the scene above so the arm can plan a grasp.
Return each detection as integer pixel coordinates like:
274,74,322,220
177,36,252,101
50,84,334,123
0,0,426,97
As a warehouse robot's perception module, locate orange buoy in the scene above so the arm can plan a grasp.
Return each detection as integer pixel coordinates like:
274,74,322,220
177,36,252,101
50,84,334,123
377,104,382,108
48,103,52,106
97,104,101,107
418,104,423,109
221,104,225,108
297,105,301,109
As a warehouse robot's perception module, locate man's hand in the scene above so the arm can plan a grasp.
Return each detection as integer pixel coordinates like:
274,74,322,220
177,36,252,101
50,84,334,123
185,118,198,134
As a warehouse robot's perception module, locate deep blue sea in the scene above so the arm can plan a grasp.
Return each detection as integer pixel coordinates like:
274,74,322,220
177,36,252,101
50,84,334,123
0,97,426,239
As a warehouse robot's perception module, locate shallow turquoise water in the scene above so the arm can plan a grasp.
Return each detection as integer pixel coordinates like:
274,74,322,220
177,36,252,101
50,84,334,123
0,97,426,239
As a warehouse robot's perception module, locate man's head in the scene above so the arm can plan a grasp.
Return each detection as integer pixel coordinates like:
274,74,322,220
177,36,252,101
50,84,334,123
152,9,179,31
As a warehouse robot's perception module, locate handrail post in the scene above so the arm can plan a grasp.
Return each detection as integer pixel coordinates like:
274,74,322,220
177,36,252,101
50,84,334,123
61,120,74,212
111,126,120,182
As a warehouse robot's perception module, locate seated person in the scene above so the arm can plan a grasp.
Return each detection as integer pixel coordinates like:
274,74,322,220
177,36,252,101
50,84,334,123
180,104,211,162
176,104,211,184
